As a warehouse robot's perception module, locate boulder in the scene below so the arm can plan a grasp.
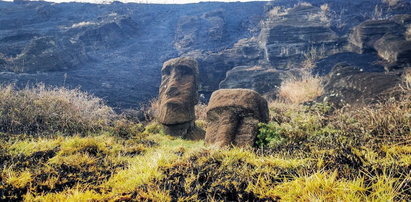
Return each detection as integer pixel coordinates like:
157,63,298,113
349,19,403,53
319,63,403,106
348,14,411,54
205,89,269,147
157,57,204,140
374,34,411,68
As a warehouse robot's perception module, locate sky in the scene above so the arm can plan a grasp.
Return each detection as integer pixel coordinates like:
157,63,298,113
1,0,269,4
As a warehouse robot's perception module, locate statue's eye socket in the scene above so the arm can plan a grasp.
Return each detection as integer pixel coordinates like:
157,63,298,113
163,68,171,75
178,66,193,75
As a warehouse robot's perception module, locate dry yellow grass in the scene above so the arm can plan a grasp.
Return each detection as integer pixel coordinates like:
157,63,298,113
0,84,114,135
404,68,411,90
383,0,400,6
279,71,324,104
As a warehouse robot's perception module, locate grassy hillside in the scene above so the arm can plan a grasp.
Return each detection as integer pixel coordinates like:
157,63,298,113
0,84,410,201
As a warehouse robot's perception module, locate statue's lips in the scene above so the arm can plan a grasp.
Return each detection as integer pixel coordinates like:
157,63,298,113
162,97,186,106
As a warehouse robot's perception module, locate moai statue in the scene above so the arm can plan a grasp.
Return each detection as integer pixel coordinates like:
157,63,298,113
205,89,269,147
157,57,204,140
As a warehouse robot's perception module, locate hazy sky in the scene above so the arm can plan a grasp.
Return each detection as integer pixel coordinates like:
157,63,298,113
2,0,269,4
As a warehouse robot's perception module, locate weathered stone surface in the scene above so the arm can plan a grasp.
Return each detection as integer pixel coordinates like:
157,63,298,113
157,57,204,139
158,57,198,125
76,16,139,48
374,34,411,68
2,36,87,73
348,14,411,54
319,63,403,105
349,19,403,53
313,52,385,76
219,66,300,99
186,37,264,96
258,4,342,68
205,89,269,147
174,9,225,53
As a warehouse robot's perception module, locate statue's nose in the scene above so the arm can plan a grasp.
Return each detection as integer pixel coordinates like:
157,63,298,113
166,86,180,97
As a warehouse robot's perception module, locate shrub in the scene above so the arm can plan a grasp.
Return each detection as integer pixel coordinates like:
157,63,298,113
257,101,334,148
403,68,411,91
260,97,410,150
302,46,326,69
111,119,146,140
278,71,324,104
0,84,115,135
134,98,159,123
256,122,286,148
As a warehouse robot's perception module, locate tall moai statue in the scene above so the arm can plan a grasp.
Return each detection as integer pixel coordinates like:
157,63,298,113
205,89,269,147
157,57,204,140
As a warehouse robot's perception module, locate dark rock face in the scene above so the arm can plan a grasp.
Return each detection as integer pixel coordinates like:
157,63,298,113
157,57,204,140
319,63,403,105
1,36,87,73
205,89,269,147
219,66,300,98
374,34,411,68
348,19,404,53
258,4,341,68
187,38,264,94
175,10,225,53
312,52,385,76
348,14,411,68
76,17,139,48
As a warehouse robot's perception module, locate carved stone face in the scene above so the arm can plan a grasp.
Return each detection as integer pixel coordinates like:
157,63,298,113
206,107,260,147
205,89,269,147
157,57,198,125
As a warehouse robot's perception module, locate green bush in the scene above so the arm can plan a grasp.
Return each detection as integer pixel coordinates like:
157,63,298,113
256,122,286,147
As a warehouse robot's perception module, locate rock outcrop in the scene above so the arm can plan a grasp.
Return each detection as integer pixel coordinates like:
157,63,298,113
187,38,264,95
258,3,342,68
1,36,87,73
175,9,225,53
319,63,403,105
348,19,403,53
157,57,204,140
205,89,269,147
374,34,411,69
74,16,139,48
349,14,411,69
219,66,300,98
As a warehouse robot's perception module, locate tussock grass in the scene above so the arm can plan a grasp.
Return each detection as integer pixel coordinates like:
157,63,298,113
0,84,114,135
404,68,411,90
270,171,401,201
278,71,324,104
